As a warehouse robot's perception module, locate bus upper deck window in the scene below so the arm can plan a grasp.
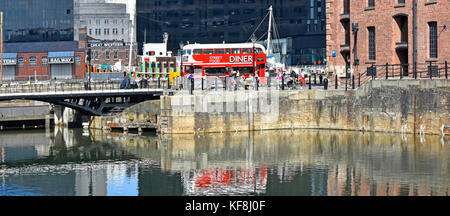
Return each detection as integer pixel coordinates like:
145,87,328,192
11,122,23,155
214,49,225,54
256,48,263,54
226,48,231,54
204,49,214,54
193,49,202,55
187,49,192,55
242,48,252,54
232,48,241,54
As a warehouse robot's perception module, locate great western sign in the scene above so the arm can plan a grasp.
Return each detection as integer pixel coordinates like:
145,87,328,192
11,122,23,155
49,57,74,64
2,58,17,65
88,42,135,48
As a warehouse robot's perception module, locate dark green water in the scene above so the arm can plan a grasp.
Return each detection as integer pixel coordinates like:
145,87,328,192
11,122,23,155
0,128,449,196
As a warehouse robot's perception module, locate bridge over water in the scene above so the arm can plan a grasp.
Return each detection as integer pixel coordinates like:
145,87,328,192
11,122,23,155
0,82,164,116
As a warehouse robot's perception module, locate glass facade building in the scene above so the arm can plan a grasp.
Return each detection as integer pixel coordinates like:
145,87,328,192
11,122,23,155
0,0,74,42
136,0,326,65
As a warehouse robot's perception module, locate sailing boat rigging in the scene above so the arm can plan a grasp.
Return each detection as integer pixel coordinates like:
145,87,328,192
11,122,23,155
247,5,285,71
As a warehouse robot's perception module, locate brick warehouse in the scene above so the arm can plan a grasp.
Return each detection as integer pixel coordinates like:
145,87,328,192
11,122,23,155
326,0,449,78
2,41,86,81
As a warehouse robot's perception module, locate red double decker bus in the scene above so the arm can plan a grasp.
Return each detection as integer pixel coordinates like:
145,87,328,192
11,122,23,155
181,43,267,78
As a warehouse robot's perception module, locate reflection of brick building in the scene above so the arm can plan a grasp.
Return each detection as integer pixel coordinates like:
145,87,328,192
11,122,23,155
326,0,449,77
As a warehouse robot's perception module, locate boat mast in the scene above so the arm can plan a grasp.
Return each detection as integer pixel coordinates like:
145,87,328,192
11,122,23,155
266,5,272,55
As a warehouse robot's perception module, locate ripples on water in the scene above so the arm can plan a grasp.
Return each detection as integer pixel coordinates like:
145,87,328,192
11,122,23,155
0,128,449,196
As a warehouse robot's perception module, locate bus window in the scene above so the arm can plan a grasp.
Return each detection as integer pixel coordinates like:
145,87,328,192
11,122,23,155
214,49,225,54
204,49,214,54
193,49,202,55
226,48,231,54
256,48,263,54
242,48,252,54
232,48,241,54
187,49,192,55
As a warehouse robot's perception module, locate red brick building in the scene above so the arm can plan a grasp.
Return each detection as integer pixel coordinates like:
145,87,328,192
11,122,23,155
2,41,86,81
326,0,449,78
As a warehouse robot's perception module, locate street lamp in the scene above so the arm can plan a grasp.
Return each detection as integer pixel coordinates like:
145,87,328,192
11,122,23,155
251,34,258,90
251,34,257,77
179,42,184,77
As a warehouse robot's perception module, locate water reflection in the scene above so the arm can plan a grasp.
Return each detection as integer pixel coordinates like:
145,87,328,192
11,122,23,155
0,128,449,196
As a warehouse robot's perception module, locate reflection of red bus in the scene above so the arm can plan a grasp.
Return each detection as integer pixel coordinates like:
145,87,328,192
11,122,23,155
181,43,267,78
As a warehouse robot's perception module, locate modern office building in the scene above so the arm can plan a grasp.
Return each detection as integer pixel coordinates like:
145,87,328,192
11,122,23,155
326,0,449,77
0,0,74,42
136,0,326,65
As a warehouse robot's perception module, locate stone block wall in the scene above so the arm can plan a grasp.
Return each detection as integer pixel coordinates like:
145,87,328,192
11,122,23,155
160,80,450,135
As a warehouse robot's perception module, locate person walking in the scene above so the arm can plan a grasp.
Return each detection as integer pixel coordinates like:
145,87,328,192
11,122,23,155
290,70,298,90
300,69,306,87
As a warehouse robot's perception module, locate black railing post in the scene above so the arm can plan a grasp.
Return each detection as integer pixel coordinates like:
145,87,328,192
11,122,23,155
446,61,448,79
201,77,204,90
309,75,311,90
352,75,355,89
168,76,171,89
190,78,194,95
345,75,347,91
224,76,227,90
281,76,285,90
358,72,361,87
400,64,403,79
335,74,338,89
256,77,259,91
372,64,375,80
429,61,433,80
414,62,417,79
158,76,161,88
215,78,218,91
385,63,388,79
314,74,317,85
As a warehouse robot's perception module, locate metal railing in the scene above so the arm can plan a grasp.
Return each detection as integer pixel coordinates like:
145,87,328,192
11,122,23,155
327,61,449,90
356,61,448,88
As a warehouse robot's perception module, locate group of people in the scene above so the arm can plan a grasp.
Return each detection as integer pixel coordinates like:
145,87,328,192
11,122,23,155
276,69,326,90
120,72,148,89
277,69,305,90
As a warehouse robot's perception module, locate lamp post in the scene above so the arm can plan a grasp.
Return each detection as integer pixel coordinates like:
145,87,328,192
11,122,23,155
179,42,184,77
251,34,258,90
251,34,257,77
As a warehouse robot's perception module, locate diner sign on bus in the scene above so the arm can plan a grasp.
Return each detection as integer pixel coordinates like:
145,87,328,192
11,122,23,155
230,55,252,63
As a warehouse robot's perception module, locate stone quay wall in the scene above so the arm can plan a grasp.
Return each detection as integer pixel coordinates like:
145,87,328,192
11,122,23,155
159,79,450,135
89,79,450,135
